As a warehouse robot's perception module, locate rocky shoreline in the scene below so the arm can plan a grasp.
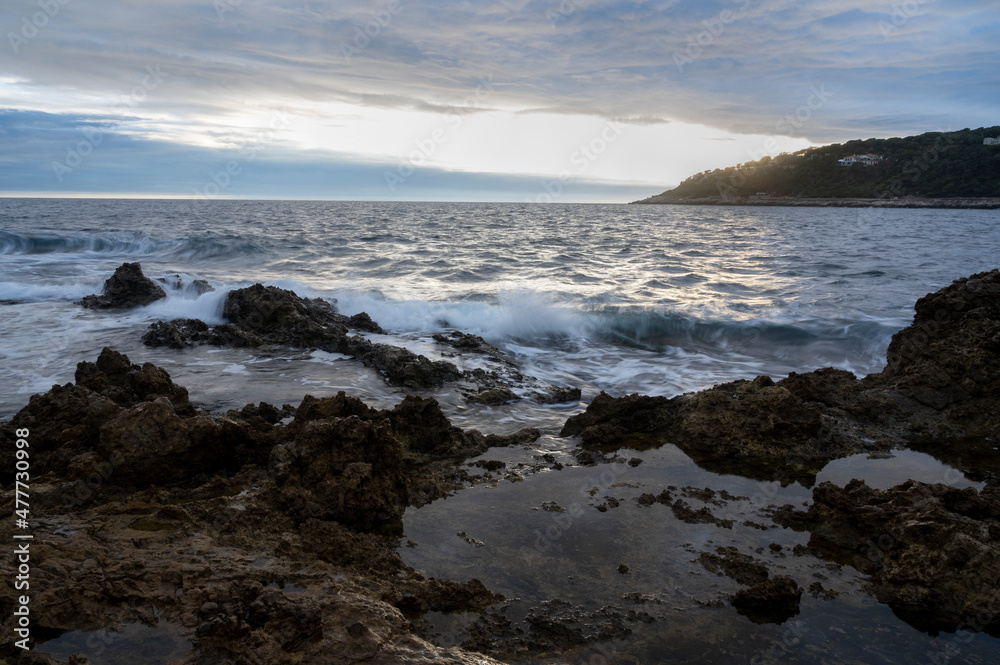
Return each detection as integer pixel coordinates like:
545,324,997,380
2,264,999,662
630,195,1000,209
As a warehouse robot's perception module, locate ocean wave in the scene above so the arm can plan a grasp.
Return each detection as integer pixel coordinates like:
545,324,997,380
0,281,96,303
0,230,263,260
328,288,901,369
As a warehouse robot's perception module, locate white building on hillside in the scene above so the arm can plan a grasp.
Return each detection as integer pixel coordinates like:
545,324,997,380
838,154,883,166
984,137,999,145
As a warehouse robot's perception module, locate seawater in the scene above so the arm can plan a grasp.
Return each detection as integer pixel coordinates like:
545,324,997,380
2,199,998,426
3,199,1000,664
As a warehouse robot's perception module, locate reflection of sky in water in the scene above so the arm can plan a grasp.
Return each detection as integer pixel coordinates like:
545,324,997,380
401,444,1000,664
36,621,191,664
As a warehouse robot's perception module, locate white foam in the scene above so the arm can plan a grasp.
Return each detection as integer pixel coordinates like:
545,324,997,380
0,281,95,302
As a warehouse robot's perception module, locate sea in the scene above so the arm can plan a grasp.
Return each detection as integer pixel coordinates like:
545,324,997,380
3,198,1000,664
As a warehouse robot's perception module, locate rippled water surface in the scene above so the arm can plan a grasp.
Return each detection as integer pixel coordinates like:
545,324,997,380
3,199,998,423
3,199,1000,663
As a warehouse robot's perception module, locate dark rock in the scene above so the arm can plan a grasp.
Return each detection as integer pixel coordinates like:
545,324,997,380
269,415,409,530
698,547,769,586
81,262,166,309
75,347,193,415
531,386,583,404
142,319,262,349
472,460,506,472
617,563,630,574
730,576,802,624
223,283,348,350
97,397,262,486
467,386,520,405
346,311,384,333
340,336,462,389
773,478,1000,633
433,331,517,367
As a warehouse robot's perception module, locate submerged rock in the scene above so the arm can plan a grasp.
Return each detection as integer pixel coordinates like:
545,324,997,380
730,576,803,625
81,262,166,309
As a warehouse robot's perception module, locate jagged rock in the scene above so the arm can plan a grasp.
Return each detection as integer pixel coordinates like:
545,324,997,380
81,262,166,309
773,478,1000,633
0,350,514,665
384,395,491,458
223,283,349,350
97,397,260,486
347,311,384,333
270,415,409,530
142,319,262,349
75,347,194,414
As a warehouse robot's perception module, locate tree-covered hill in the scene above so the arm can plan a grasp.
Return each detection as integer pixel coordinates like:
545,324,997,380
638,126,1000,202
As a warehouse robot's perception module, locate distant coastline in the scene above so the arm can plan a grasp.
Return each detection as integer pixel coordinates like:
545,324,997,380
630,195,1000,209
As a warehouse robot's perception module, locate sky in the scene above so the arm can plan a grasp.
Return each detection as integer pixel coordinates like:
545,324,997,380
0,0,997,202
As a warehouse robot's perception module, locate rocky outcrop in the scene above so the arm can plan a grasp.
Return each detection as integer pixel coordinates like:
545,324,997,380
0,350,519,664
773,479,1000,634
81,262,166,308
562,269,1000,481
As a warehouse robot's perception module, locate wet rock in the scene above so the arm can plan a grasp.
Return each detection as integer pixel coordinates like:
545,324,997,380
142,318,262,349
346,311,384,333
730,576,802,625
98,397,262,486
433,331,518,367
270,414,409,530
879,268,1000,436
466,386,520,405
671,499,733,529
81,262,166,309
75,347,194,414
698,547,769,586
341,336,463,389
773,478,1000,633
223,283,348,349
471,460,506,472
530,386,583,404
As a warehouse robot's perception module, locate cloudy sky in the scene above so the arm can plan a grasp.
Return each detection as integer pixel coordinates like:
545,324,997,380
0,0,997,201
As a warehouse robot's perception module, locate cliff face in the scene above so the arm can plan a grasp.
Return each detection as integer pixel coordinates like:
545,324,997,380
635,126,1000,203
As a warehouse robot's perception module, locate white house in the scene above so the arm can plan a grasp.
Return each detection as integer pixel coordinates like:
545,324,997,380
838,154,882,166
984,137,1000,145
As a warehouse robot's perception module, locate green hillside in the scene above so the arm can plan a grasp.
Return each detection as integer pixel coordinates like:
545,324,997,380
641,126,1000,201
